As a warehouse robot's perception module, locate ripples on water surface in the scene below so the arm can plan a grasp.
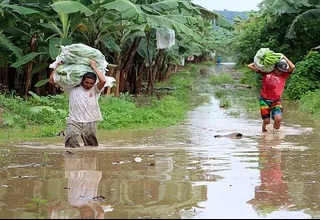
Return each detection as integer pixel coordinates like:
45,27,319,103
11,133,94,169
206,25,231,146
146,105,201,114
0,93,318,219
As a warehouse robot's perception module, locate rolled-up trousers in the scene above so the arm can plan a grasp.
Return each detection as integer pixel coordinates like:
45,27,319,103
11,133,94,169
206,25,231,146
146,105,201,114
65,119,98,148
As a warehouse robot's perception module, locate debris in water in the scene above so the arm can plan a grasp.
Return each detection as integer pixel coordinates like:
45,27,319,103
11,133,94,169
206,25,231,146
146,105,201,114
65,151,75,155
112,160,132,165
93,195,106,202
143,162,156,167
12,175,38,179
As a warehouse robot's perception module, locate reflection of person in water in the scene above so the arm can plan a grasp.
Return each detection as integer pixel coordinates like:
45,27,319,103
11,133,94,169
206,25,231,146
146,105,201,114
247,134,293,216
50,152,107,219
155,157,174,182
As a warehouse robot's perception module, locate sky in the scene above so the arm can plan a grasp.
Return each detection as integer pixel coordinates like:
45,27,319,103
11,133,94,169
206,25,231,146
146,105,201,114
192,0,262,12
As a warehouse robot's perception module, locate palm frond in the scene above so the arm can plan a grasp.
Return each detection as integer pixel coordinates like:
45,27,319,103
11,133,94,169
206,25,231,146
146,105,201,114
287,8,320,38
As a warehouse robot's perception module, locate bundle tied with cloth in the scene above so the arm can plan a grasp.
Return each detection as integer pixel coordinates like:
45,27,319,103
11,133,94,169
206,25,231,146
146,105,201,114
254,48,289,73
49,43,116,90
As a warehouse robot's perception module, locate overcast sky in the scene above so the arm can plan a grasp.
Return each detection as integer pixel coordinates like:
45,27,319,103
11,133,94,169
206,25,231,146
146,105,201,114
192,0,262,12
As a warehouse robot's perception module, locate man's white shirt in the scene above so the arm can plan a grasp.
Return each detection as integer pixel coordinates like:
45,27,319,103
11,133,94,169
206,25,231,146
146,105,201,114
67,84,103,123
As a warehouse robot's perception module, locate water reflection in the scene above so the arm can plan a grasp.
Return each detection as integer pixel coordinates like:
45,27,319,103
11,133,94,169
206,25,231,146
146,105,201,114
247,133,293,217
50,152,107,219
155,157,174,182
103,153,207,219
41,150,209,219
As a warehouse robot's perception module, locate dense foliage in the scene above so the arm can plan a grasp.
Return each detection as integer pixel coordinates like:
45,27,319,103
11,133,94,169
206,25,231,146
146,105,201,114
233,13,320,65
284,51,320,100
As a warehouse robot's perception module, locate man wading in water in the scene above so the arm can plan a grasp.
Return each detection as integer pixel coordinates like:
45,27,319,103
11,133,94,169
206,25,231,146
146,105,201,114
247,54,295,133
49,60,106,148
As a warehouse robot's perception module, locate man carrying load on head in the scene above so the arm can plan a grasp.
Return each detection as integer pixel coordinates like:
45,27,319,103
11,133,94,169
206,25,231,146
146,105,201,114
248,54,295,133
49,60,106,148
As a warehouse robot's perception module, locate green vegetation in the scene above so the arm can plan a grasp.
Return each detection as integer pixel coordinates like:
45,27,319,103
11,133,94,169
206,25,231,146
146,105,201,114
209,73,234,85
284,51,320,100
300,90,320,118
26,197,49,219
0,63,212,142
219,97,231,108
0,0,231,98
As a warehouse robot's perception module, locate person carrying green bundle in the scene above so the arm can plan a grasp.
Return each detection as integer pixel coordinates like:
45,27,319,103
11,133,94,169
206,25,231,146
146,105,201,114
248,54,295,133
49,60,106,148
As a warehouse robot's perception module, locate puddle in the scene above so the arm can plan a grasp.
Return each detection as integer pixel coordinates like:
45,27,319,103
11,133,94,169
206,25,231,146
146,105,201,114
0,67,319,218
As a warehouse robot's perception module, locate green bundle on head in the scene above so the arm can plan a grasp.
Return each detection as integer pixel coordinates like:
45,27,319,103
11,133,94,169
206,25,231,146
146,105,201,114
260,50,282,66
51,43,110,90
254,48,283,72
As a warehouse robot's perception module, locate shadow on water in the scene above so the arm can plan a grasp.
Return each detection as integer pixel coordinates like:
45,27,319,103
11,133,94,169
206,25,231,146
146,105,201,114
1,64,320,218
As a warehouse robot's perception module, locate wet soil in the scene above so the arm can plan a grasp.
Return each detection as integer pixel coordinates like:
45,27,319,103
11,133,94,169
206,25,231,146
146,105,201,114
0,64,319,219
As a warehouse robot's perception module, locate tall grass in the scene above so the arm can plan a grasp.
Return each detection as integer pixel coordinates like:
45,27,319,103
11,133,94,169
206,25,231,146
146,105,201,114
209,73,234,85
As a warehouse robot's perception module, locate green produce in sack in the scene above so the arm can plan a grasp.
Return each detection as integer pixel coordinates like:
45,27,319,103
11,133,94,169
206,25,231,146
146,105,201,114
53,64,116,91
49,43,112,90
254,48,283,73
50,43,108,68
53,64,93,89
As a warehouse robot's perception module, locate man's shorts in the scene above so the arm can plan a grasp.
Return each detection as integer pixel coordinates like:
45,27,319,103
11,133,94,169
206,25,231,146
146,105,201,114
259,96,282,120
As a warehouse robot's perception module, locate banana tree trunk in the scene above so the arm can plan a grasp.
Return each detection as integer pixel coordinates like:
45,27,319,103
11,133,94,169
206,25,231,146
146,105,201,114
158,62,166,82
148,49,164,95
135,62,145,95
165,64,173,81
0,66,8,93
119,37,142,93
128,63,136,94
21,35,37,98
35,69,46,96
155,53,165,82
112,52,122,97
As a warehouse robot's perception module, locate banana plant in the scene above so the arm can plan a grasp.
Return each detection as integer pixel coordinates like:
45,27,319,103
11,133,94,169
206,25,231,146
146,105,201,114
1,0,95,97
0,0,39,63
41,0,94,59
258,0,320,38
287,6,320,38
101,0,216,94
28,0,97,92
0,0,46,97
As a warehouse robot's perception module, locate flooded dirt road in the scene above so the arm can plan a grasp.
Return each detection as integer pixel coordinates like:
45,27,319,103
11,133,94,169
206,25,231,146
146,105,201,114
1,65,320,219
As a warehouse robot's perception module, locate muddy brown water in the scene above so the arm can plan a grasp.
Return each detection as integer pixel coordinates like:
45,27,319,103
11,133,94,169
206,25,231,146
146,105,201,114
1,65,320,219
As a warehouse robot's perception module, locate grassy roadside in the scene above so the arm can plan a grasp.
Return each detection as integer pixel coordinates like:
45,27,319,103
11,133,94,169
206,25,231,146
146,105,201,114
0,62,214,142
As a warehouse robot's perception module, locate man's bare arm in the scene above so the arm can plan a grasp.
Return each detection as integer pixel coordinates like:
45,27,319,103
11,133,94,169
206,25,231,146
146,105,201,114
282,55,295,73
48,69,55,85
90,60,106,91
247,63,259,72
49,62,62,85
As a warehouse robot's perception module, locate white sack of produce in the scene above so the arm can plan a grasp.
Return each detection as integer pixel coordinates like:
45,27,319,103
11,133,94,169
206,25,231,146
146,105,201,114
49,43,108,71
254,48,283,73
53,64,116,91
49,43,114,90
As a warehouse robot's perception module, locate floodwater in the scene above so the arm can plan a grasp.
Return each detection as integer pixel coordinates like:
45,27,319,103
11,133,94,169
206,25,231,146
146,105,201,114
1,65,320,219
